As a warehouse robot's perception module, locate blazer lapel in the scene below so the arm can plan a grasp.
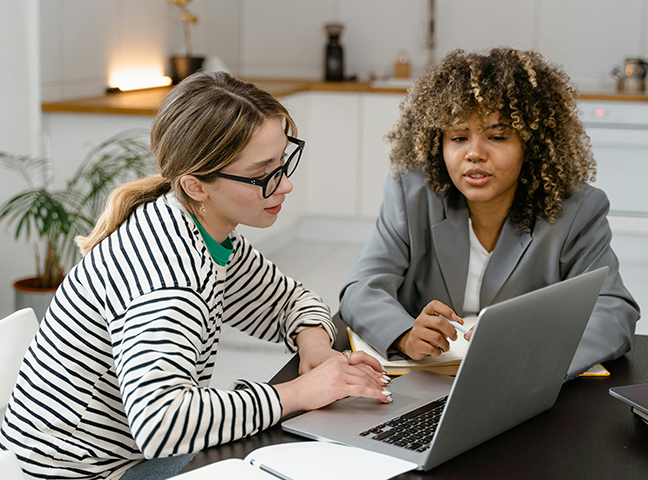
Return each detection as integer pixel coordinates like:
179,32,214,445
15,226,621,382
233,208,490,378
432,193,470,315
480,219,533,306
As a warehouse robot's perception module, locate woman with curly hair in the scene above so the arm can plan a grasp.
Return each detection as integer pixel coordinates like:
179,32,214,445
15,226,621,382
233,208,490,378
339,48,639,379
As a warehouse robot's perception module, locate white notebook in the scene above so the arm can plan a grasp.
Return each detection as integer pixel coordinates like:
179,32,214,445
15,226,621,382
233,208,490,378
170,441,416,480
347,316,479,375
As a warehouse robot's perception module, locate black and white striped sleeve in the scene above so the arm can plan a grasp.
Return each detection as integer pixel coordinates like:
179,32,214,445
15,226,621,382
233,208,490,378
110,287,282,458
223,234,336,352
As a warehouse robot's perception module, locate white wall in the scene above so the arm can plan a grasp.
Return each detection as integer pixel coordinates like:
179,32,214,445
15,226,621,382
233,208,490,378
40,0,648,102
237,0,430,80
0,0,41,316
40,0,431,101
435,0,648,91
40,0,172,101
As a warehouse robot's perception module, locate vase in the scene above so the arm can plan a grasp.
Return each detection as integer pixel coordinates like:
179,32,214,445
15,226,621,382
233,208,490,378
170,56,205,84
13,277,57,323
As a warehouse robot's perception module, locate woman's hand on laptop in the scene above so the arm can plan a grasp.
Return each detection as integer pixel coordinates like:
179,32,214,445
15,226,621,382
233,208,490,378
275,351,392,416
396,300,464,360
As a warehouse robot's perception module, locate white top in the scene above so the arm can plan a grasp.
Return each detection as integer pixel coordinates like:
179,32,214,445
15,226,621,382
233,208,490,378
0,193,334,480
462,218,492,317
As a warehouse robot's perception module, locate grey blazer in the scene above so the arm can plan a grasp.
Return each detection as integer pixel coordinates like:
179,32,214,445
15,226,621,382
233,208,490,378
339,169,639,379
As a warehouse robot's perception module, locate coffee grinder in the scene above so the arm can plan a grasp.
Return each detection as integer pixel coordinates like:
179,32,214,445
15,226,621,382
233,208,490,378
324,23,344,81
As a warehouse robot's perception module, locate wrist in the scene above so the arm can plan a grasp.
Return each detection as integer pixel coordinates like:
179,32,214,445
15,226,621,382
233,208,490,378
296,326,332,351
274,379,302,417
396,330,411,356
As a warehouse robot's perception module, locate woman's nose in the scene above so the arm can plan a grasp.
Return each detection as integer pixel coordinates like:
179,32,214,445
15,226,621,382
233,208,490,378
274,172,293,196
465,137,486,163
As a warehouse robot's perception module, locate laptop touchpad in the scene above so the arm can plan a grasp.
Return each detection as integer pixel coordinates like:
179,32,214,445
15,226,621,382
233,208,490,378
328,392,420,412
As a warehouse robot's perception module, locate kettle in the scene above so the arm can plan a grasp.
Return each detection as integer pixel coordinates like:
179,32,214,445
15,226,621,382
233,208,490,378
611,58,648,93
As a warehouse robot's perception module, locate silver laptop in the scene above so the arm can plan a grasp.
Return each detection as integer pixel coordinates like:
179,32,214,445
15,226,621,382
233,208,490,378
282,267,608,471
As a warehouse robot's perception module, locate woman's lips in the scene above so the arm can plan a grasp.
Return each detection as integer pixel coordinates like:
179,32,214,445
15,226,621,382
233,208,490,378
463,168,492,186
265,204,282,215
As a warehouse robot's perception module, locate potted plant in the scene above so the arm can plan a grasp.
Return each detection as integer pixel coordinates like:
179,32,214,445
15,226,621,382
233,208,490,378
169,0,204,83
0,131,154,321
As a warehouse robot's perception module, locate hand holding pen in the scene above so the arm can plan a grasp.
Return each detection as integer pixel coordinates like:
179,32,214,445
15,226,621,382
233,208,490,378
396,300,470,360
436,313,471,336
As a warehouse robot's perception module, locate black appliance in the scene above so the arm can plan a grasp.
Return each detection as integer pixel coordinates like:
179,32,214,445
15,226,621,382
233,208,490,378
324,23,344,81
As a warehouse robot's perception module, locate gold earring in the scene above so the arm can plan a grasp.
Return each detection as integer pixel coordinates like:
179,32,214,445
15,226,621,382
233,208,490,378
198,201,206,217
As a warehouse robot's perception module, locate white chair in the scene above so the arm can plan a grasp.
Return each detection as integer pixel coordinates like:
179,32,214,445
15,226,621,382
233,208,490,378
0,308,39,415
0,450,26,480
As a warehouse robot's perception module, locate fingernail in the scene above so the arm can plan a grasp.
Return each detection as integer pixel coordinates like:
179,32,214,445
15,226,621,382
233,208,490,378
382,389,392,396
381,374,391,384
452,313,461,321
386,396,393,403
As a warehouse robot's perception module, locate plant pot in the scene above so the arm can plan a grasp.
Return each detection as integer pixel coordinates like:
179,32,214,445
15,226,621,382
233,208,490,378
13,277,58,323
170,56,205,84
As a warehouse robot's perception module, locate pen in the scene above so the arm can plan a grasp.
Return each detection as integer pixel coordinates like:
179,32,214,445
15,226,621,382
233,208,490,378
249,459,295,480
437,313,470,335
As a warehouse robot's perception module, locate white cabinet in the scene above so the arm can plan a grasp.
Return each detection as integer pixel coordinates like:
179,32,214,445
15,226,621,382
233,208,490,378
42,113,153,189
580,101,648,218
579,100,648,334
587,127,648,214
360,94,404,218
302,92,360,218
292,91,404,219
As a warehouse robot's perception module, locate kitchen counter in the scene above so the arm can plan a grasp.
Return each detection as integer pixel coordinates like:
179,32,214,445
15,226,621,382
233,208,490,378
579,92,648,102
41,78,648,116
41,78,411,116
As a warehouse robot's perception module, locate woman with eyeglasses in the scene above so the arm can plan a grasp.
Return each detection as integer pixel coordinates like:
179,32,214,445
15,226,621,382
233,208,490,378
0,72,390,480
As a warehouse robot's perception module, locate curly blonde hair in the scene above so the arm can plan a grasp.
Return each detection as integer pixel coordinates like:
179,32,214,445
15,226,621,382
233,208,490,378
387,48,596,232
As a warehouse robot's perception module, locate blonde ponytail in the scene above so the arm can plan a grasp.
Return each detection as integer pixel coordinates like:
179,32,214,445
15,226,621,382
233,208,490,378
75,175,170,255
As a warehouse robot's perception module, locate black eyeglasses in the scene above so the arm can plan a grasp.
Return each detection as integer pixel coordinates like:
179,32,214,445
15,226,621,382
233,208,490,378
212,136,305,198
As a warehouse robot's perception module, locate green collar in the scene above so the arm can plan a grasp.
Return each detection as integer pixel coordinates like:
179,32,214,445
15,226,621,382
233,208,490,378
189,213,233,266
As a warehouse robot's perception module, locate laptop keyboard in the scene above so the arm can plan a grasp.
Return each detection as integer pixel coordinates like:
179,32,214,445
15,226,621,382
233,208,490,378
359,396,448,453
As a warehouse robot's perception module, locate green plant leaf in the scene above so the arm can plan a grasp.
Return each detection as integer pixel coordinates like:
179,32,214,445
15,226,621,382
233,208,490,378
0,152,53,189
0,129,154,287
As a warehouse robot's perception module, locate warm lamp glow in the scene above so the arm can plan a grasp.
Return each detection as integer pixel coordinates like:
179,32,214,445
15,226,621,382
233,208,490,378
109,70,172,91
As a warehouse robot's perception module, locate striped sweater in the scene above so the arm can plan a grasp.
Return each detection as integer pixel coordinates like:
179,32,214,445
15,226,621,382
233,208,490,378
0,193,334,479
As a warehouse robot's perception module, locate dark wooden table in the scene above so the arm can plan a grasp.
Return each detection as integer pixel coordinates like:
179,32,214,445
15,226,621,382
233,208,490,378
182,316,648,479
